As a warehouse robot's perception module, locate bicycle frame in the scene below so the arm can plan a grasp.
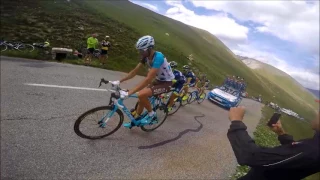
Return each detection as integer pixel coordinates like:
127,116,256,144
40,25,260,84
101,94,158,127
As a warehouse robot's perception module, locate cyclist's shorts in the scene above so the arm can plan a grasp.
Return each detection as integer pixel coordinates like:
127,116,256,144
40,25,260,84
101,50,108,55
172,82,184,93
87,48,94,54
147,80,173,96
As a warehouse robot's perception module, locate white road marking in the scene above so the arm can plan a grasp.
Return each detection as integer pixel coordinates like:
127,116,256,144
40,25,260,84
24,83,108,92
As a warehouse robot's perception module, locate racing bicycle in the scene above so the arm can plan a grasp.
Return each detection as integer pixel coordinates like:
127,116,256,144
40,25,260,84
188,87,206,104
74,78,169,139
162,89,189,116
0,40,34,52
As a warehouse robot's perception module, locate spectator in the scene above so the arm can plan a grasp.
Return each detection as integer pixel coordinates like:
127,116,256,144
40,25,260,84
227,106,320,180
84,33,98,65
224,75,231,87
236,80,243,90
100,35,111,65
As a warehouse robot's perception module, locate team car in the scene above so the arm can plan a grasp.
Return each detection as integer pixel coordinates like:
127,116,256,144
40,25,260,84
208,86,242,109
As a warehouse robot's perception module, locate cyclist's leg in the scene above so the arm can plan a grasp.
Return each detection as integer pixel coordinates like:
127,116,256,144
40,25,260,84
135,82,154,116
85,48,94,64
181,84,189,100
199,87,205,97
168,82,182,108
137,88,153,114
140,80,172,123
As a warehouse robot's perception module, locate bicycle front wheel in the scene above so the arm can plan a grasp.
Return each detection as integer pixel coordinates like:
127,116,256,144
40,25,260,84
168,97,181,115
74,106,123,139
181,92,189,106
197,92,206,104
141,99,168,132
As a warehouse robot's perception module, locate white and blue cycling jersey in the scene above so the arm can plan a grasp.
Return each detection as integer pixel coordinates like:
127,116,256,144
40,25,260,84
141,51,175,81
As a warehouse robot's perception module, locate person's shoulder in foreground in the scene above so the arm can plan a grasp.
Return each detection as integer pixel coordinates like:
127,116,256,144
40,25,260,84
227,106,320,180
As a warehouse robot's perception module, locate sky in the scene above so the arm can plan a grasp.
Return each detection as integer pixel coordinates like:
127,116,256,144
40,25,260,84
130,0,320,90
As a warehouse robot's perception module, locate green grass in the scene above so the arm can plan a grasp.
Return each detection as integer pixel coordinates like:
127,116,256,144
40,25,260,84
231,107,319,180
0,49,45,60
248,59,317,113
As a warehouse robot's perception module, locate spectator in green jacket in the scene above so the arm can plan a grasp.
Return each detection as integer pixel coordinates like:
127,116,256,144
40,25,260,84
84,33,98,65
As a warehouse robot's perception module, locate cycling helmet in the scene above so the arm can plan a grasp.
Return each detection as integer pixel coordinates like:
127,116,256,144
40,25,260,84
136,35,155,50
105,36,110,39
182,65,190,70
169,61,178,68
201,73,207,78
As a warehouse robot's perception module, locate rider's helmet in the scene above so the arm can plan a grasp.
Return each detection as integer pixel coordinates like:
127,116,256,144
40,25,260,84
182,65,190,70
182,65,190,73
200,73,206,80
105,35,110,39
169,61,178,68
136,35,155,50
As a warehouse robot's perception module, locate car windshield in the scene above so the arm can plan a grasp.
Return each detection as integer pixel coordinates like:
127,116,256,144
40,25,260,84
231,91,239,96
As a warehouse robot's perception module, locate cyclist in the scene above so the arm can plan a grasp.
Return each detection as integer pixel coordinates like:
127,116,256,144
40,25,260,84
110,35,175,127
181,65,197,101
196,73,210,99
100,35,111,65
167,61,186,112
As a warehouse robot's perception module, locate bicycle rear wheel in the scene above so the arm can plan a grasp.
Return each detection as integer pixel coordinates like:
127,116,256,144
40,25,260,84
17,44,34,52
74,106,123,139
1,44,7,52
141,98,168,132
197,92,206,104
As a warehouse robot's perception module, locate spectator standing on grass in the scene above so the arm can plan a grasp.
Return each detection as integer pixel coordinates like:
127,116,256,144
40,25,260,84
227,105,320,180
84,33,98,65
99,35,111,65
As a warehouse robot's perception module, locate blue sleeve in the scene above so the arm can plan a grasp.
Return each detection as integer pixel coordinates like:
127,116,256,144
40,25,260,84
186,72,191,78
152,52,164,69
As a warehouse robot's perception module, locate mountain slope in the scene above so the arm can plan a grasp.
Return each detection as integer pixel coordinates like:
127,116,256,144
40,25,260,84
307,88,320,98
239,56,317,112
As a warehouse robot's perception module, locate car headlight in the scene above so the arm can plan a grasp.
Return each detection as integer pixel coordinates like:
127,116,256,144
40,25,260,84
229,98,236,102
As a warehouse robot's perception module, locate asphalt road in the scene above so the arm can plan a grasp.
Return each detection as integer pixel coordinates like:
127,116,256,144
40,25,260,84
1,56,263,180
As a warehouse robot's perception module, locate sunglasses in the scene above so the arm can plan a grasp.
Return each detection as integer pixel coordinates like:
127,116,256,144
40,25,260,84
139,49,148,54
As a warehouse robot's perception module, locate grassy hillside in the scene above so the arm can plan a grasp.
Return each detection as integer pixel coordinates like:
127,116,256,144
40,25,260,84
307,88,320,98
240,57,318,116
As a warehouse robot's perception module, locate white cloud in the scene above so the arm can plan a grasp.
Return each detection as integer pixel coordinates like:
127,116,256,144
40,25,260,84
141,3,159,12
190,1,320,55
130,1,159,12
164,0,249,44
233,45,320,90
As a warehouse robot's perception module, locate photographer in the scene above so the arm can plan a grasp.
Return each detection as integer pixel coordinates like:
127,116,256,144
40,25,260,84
227,106,320,180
